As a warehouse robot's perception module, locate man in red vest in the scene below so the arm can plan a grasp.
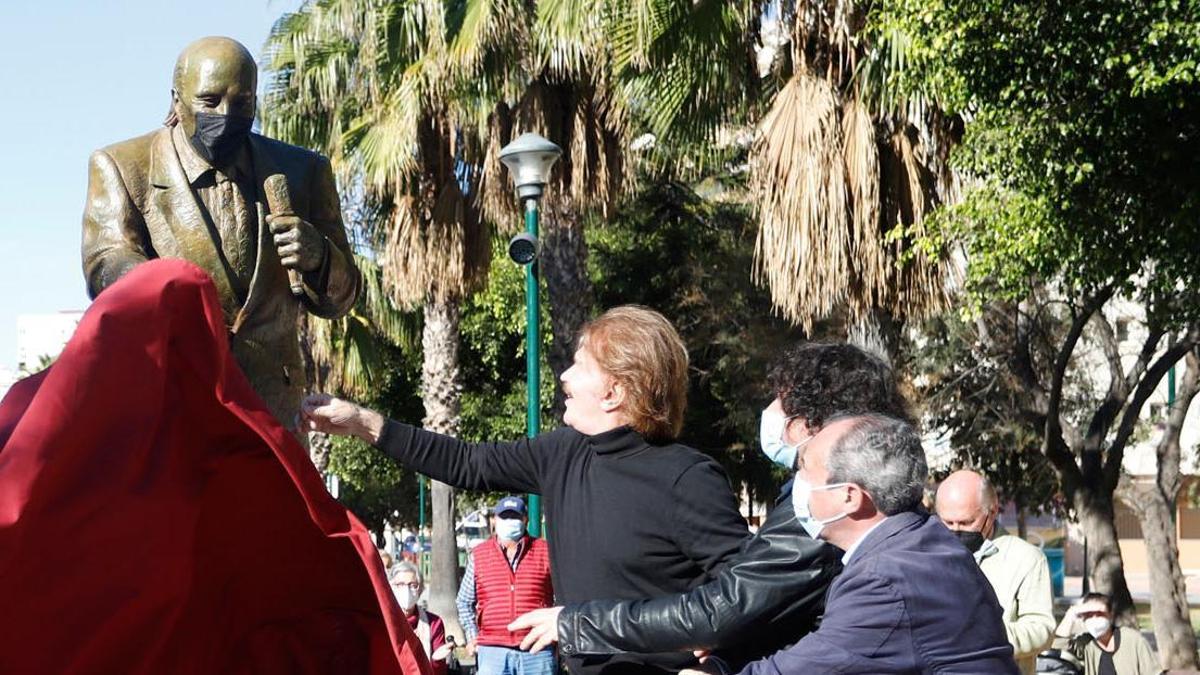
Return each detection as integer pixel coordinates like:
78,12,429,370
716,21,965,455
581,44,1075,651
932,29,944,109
457,496,556,675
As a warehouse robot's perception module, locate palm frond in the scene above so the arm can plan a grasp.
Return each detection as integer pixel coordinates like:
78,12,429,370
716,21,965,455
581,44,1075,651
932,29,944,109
381,179,489,308
307,255,419,398
842,98,884,303
751,73,849,329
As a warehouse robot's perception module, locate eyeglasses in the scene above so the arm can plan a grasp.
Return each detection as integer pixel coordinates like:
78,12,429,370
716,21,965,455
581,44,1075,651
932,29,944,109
393,581,421,591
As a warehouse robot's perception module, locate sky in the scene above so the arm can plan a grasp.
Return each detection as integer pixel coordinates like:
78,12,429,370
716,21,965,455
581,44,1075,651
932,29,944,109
0,0,300,368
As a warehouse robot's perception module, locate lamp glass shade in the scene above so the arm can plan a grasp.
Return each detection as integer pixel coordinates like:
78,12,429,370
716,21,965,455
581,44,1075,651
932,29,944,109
499,133,563,197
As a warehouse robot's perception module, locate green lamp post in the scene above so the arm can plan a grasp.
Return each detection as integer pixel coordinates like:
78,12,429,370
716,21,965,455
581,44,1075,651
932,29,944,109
499,132,562,538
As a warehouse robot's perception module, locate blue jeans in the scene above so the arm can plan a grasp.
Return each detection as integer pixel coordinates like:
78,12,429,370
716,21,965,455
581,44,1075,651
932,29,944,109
475,645,556,675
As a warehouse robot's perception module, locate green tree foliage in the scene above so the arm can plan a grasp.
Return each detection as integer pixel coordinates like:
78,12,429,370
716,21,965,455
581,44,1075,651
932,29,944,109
457,238,556,446
909,306,1065,526
886,0,1200,312
887,0,1200,656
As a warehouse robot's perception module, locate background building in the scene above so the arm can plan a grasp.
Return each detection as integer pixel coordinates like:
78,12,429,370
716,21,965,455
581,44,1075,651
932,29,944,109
16,311,84,375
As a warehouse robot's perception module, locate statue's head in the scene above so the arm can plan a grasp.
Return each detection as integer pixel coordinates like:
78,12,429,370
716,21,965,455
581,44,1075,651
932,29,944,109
169,37,257,167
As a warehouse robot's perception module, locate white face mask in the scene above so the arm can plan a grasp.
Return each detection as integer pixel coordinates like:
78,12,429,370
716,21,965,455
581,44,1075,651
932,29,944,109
1084,616,1112,639
393,585,418,612
496,517,526,542
792,478,851,539
759,408,812,469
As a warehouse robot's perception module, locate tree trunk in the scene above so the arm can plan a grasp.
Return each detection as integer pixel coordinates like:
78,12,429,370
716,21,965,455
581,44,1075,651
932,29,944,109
1126,349,1200,669
542,207,593,419
847,306,902,364
1128,483,1194,669
1075,488,1137,625
421,298,464,641
1016,504,1028,541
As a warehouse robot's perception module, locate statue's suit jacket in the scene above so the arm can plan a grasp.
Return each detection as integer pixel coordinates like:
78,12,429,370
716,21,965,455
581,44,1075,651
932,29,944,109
82,126,360,428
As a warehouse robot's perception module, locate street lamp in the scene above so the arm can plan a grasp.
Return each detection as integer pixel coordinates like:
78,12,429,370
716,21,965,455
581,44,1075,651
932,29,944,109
499,132,562,538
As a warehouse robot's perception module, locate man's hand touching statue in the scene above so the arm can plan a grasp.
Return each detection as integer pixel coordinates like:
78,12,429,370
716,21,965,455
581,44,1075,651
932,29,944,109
301,394,386,444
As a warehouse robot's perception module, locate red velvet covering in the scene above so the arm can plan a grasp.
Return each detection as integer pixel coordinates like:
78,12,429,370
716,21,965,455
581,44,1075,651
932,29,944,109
0,259,431,675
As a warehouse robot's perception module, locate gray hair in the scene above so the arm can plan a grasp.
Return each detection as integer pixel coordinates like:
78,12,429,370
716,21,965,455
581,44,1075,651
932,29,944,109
826,413,928,516
389,560,423,588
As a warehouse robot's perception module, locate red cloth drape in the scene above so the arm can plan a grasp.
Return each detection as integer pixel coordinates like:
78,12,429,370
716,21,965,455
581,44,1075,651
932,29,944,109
0,259,432,675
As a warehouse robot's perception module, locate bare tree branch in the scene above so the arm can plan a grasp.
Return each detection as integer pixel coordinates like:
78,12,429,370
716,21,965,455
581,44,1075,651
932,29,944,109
1092,312,1127,399
1043,286,1115,481
1156,348,1200,498
1105,324,1200,490
1011,299,1047,402
1082,313,1132,459
1125,325,1167,396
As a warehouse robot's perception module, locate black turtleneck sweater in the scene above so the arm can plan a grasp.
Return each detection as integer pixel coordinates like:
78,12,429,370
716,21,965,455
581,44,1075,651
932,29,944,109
375,422,750,674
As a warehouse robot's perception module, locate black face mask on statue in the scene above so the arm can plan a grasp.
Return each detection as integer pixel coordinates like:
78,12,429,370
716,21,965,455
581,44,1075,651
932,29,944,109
189,112,253,167
953,529,986,554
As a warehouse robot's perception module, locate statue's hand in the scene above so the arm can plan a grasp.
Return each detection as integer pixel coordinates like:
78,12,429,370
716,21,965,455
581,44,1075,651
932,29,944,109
268,214,327,273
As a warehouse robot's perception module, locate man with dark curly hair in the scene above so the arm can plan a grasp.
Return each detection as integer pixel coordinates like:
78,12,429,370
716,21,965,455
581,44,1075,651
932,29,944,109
763,342,914,470
509,342,914,672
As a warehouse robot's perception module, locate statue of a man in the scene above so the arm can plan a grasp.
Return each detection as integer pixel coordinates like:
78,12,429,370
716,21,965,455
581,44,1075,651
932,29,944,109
82,36,360,429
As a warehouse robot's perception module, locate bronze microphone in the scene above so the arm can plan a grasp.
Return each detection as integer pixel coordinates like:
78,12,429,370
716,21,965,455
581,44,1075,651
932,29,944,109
263,173,305,297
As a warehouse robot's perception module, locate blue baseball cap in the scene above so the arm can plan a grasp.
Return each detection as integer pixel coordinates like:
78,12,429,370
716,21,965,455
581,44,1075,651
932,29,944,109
493,496,527,517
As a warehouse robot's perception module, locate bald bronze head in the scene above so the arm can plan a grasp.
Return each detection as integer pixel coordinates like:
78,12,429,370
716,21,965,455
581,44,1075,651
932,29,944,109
169,37,257,167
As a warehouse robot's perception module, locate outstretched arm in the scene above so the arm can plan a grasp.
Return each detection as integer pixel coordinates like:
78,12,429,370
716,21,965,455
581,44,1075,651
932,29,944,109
301,394,547,494
512,493,839,659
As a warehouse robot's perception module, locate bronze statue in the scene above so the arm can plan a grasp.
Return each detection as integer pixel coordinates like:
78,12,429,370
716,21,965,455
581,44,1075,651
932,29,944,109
81,36,360,430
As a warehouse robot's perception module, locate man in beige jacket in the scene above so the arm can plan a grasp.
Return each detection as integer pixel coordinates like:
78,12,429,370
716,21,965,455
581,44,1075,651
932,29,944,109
937,470,1055,675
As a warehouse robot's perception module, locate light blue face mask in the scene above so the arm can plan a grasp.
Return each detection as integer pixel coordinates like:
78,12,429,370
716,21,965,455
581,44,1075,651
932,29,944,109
759,408,812,469
496,517,526,542
792,478,851,540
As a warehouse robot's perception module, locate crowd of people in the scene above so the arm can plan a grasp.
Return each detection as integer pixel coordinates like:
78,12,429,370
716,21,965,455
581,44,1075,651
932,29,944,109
304,305,1166,675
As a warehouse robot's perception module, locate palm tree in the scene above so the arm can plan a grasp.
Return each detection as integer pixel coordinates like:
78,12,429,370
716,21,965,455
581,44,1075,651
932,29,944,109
440,0,635,412
263,0,488,639
604,0,954,360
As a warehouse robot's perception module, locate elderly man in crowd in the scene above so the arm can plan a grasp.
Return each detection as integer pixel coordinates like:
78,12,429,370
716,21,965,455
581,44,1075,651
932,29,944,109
937,470,1055,674
684,414,1019,674
1053,593,1160,674
391,562,450,675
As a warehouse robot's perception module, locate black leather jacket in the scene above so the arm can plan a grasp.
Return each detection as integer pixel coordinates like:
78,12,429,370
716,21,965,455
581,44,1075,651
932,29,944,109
557,480,842,670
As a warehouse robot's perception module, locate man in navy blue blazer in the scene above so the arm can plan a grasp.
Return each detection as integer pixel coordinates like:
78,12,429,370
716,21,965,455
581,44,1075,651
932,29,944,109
686,413,1019,675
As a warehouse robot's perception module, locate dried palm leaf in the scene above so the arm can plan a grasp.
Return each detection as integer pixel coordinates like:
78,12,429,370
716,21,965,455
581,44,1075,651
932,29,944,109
875,123,951,317
381,177,489,308
751,73,849,330
842,99,884,307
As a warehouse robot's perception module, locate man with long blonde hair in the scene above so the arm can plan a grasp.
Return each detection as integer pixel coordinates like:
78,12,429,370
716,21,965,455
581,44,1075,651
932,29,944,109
303,305,750,674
